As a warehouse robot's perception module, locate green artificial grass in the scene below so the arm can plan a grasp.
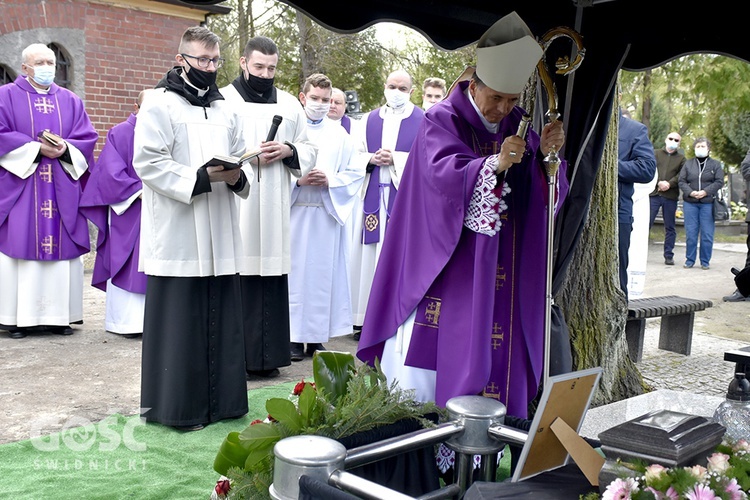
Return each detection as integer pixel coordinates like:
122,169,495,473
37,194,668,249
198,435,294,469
0,381,513,498
0,382,296,499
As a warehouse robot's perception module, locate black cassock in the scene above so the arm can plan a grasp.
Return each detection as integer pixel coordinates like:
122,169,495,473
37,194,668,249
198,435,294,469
140,274,248,427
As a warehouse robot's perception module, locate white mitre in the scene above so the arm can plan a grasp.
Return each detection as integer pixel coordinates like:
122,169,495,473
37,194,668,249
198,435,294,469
475,11,543,94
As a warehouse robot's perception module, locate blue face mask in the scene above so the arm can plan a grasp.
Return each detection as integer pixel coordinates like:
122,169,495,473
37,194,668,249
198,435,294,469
32,65,55,87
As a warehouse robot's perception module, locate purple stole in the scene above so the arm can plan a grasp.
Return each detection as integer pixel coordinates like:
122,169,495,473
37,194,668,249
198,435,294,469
341,115,351,134
361,106,422,244
0,77,96,261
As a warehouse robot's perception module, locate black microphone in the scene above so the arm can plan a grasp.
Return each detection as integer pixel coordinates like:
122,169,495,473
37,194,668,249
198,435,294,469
266,115,283,143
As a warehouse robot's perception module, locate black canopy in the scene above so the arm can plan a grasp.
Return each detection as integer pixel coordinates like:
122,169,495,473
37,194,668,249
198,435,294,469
183,0,750,370
259,0,749,294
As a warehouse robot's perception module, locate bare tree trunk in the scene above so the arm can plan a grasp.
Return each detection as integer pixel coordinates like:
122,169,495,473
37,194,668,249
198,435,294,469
556,104,649,407
296,11,317,90
237,0,252,60
642,69,652,130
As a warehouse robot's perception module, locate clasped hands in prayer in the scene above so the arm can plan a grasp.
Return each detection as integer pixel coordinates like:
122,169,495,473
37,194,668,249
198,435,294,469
370,148,394,167
297,168,328,187
495,120,565,175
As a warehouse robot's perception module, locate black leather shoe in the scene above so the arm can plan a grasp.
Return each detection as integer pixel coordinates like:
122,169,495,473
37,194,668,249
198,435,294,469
290,342,305,361
723,289,750,302
664,258,674,265
173,424,204,432
306,343,326,356
8,329,27,339
120,333,142,339
246,368,280,379
55,327,74,336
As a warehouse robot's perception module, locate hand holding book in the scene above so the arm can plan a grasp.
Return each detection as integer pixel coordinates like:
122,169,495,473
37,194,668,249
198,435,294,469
38,130,63,147
202,149,262,170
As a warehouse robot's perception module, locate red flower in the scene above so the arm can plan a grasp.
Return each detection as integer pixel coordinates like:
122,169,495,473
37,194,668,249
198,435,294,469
249,419,263,426
215,478,231,496
293,380,306,395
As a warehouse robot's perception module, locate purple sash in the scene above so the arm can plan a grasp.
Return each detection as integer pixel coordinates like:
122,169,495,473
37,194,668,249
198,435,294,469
361,106,424,244
341,115,351,134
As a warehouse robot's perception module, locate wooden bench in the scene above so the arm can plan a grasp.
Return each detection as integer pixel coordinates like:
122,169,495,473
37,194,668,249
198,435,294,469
626,295,713,363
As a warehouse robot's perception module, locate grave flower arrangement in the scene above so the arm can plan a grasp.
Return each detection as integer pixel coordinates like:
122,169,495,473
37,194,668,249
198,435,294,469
211,351,441,499
585,438,750,500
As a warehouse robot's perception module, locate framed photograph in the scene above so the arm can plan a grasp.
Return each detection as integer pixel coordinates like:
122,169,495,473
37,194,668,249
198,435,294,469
511,366,603,482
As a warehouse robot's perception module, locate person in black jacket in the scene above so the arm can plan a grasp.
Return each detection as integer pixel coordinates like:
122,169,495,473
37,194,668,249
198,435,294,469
649,132,687,265
723,147,750,301
677,137,724,270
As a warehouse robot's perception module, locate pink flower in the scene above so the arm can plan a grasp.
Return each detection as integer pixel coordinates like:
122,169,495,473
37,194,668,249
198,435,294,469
706,452,731,474
602,477,639,500
646,486,680,500
214,478,231,496
722,478,746,500
733,439,750,452
645,463,667,482
685,483,720,500
686,464,708,479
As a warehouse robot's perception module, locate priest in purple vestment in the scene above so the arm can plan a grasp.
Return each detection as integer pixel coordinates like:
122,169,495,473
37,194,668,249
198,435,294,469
0,43,98,340
349,70,425,338
80,91,147,339
356,12,570,421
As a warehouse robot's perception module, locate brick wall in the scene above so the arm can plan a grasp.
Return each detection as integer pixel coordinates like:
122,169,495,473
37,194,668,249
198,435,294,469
0,0,208,155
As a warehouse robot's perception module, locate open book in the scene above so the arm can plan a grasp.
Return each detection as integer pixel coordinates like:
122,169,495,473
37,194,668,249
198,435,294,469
202,149,262,170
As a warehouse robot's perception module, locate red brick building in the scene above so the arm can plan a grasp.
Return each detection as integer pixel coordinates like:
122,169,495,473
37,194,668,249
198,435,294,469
0,0,230,153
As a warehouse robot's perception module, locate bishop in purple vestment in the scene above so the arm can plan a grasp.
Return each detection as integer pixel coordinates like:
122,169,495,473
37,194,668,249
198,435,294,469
357,13,569,419
0,44,97,338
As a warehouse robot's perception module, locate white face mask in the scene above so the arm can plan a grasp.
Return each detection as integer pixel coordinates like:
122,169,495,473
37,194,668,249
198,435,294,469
422,101,435,111
31,65,55,87
694,146,709,158
305,100,330,122
384,88,410,109
665,139,678,152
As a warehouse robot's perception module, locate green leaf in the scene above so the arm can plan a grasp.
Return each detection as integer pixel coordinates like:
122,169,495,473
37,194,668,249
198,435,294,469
238,421,283,451
213,431,252,476
244,446,276,470
312,351,355,404
297,383,317,427
267,397,302,431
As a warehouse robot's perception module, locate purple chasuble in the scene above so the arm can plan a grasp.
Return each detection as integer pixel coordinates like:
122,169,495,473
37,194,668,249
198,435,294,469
361,106,424,244
0,76,97,261
357,81,570,416
80,113,147,294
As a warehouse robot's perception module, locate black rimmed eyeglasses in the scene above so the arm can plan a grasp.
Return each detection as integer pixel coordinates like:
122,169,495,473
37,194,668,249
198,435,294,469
667,137,680,142
181,54,225,69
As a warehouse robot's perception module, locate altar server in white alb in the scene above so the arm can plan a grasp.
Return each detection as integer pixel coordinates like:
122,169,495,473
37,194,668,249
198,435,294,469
288,73,365,361
349,69,425,334
221,36,316,379
134,27,251,431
